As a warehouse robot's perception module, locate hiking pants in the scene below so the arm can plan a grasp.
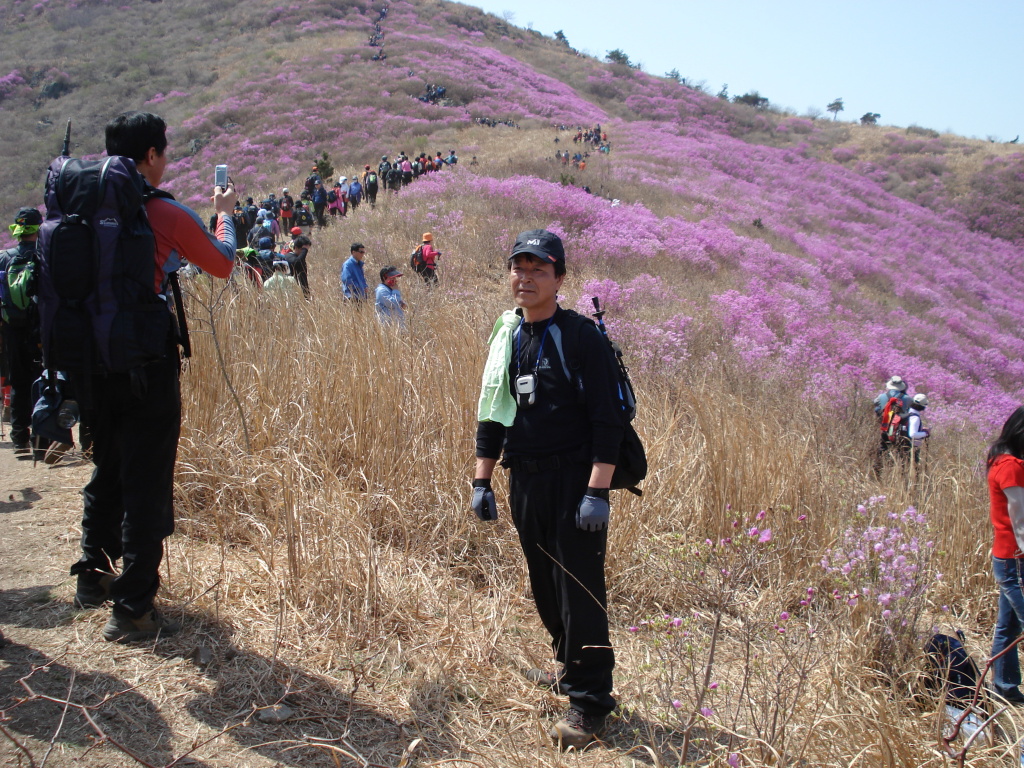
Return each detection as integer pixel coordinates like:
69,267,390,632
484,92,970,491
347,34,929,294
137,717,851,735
71,358,180,618
508,459,616,717
2,325,42,446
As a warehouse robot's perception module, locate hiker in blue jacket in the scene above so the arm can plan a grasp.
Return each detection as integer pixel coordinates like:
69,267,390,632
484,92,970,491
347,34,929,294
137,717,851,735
312,182,328,227
340,242,369,300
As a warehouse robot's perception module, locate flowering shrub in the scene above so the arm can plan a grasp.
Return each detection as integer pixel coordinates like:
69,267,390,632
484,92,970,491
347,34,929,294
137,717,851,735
831,146,860,163
628,508,824,765
820,496,938,662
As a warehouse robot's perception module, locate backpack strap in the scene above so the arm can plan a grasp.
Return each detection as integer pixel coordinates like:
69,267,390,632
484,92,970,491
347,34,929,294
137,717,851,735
549,309,590,401
142,185,190,359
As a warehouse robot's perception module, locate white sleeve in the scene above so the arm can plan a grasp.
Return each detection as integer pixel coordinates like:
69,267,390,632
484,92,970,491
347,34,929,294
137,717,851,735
1007,487,1024,552
907,413,929,439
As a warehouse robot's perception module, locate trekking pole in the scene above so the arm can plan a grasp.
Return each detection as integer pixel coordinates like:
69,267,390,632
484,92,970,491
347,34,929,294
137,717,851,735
591,296,637,419
61,119,71,157
591,296,608,339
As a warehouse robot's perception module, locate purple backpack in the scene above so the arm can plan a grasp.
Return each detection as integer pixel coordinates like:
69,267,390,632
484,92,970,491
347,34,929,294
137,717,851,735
36,155,176,375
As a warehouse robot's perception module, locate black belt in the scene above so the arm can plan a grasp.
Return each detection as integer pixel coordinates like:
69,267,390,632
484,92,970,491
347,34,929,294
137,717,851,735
501,447,589,474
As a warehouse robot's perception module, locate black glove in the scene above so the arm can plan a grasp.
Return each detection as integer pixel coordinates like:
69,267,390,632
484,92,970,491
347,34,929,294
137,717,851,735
576,487,610,531
471,478,497,522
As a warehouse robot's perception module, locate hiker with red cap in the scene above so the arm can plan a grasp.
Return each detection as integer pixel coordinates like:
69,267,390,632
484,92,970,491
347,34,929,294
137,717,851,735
285,227,311,299
410,232,440,285
375,265,406,325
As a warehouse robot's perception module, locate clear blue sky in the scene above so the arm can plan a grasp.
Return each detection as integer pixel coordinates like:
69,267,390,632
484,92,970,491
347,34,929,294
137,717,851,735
463,0,1023,141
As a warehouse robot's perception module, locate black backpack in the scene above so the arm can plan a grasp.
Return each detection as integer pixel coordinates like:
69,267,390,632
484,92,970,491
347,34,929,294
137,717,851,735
365,172,379,189
36,155,189,379
410,245,426,271
924,632,982,708
327,189,338,203
549,302,646,495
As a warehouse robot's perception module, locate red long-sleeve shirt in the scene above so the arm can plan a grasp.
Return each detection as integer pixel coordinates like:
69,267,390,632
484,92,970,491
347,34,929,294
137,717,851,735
146,196,235,292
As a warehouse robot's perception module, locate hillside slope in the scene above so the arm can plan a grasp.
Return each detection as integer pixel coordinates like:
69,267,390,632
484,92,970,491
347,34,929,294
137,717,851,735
1,0,1022,426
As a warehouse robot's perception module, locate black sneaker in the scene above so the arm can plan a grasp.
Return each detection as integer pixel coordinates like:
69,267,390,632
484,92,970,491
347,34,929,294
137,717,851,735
549,707,605,748
73,571,114,609
102,609,180,643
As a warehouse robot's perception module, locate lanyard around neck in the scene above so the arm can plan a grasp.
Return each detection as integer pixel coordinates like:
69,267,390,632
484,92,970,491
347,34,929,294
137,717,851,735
516,315,554,376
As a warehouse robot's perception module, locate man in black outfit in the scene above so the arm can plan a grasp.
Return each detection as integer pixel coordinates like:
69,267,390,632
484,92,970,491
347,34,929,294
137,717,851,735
52,112,237,643
472,229,623,748
0,207,44,454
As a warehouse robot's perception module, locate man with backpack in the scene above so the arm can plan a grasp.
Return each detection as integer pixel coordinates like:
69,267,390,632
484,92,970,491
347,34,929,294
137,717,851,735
874,375,913,474
471,229,623,748
243,197,259,231
304,166,320,196
362,165,379,209
285,227,312,299
348,177,363,212
0,207,44,453
39,111,237,643
294,200,315,234
312,182,328,227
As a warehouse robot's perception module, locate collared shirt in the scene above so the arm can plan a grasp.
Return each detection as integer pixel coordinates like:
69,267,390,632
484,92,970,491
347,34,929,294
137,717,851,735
340,255,367,299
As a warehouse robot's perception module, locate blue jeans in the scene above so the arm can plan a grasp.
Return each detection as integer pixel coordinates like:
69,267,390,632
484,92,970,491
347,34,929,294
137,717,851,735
991,557,1024,696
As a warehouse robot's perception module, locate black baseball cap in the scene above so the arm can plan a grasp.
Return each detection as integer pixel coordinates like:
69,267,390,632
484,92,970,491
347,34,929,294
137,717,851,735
14,207,42,226
510,229,565,266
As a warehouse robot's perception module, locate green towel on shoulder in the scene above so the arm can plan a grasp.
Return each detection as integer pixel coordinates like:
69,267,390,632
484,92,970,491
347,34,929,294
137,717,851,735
477,310,520,427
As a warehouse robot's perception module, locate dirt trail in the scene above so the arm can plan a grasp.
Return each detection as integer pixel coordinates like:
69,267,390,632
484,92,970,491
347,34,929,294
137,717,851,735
0,440,280,768
0,435,408,768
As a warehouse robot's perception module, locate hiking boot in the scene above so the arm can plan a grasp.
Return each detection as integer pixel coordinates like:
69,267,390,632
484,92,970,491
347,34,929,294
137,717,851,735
102,609,180,643
524,667,560,690
549,707,606,749
73,571,114,609
44,442,73,465
12,440,30,454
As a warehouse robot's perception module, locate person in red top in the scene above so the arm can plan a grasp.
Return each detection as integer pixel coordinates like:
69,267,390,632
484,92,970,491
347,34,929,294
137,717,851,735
415,232,441,285
70,111,236,644
988,406,1024,703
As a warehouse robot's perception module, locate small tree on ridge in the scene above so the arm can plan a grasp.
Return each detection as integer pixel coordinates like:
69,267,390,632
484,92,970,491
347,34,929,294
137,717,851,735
827,97,845,120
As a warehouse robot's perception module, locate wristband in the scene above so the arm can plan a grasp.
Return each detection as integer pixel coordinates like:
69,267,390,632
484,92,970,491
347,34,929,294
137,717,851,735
586,486,609,500
473,478,492,489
